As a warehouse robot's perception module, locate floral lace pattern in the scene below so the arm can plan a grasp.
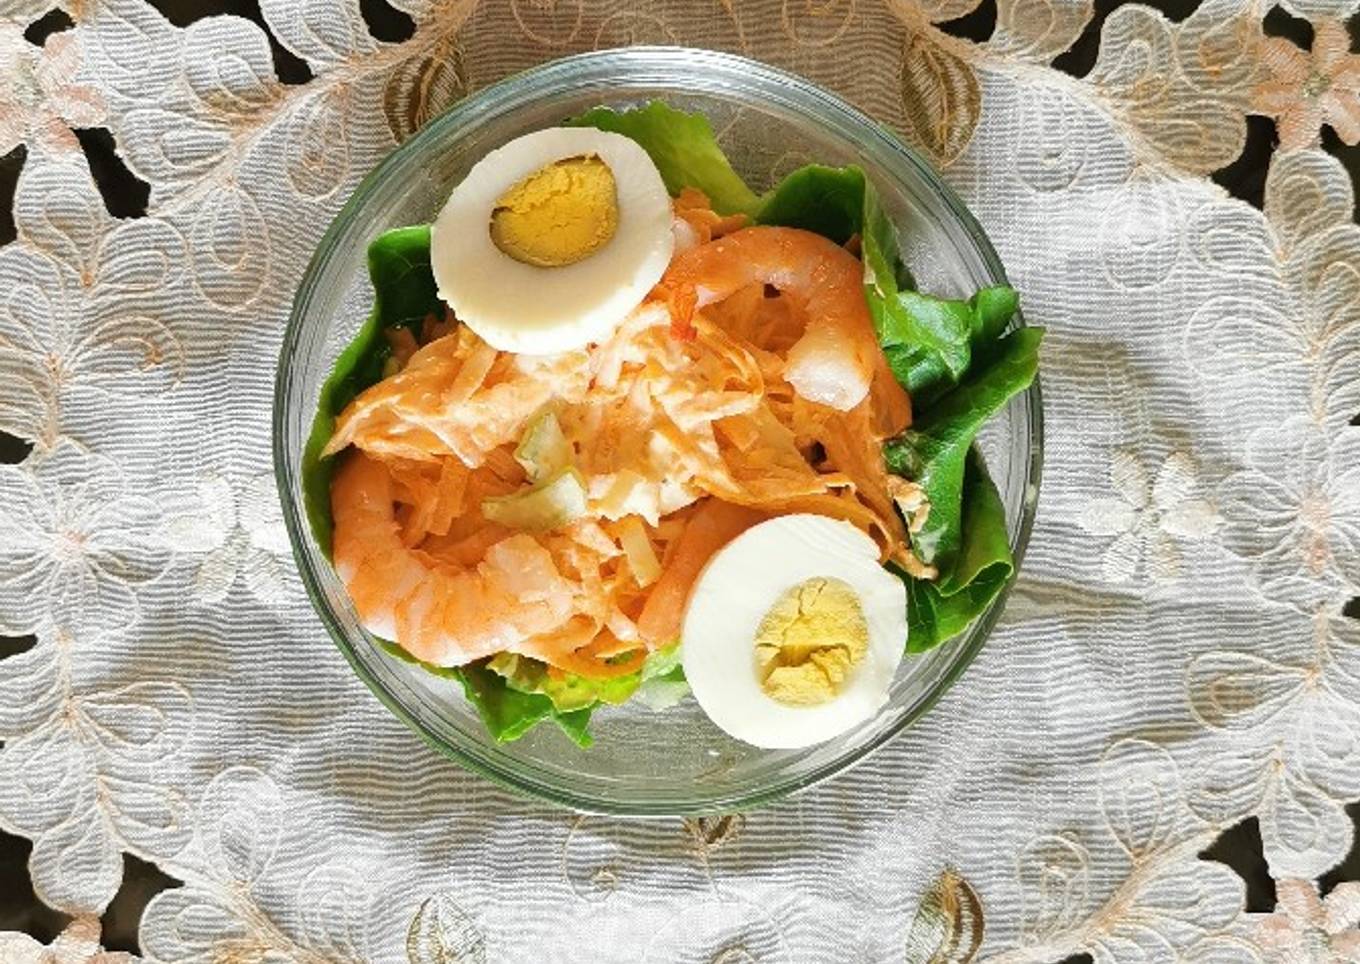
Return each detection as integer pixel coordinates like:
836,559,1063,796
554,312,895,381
1077,451,1221,585
1253,19,1360,150
1256,879,1360,961
0,25,105,157
1,0,1359,959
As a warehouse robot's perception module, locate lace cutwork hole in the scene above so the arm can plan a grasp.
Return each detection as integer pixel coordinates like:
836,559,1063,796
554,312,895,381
1211,114,1274,211
72,128,149,221
100,853,184,955
0,431,34,465
21,9,75,45
1050,0,1199,82
1199,816,1278,913
0,145,23,246
1048,0,1111,79
934,0,996,43
0,828,74,943
1152,0,1198,21
0,634,37,660
1262,5,1314,47
359,0,416,43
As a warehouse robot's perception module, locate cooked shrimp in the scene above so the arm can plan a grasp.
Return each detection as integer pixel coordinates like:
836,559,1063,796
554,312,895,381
660,226,880,412
332,452,577,666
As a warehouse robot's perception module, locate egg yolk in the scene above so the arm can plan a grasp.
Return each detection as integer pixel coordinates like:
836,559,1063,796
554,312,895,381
490,155,619,268
754,578,869,706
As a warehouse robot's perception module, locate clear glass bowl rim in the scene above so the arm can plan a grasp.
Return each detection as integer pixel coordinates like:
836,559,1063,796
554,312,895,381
273,45,1045,815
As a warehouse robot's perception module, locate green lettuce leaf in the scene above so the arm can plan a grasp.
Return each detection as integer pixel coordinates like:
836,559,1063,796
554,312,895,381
755,163,870,247
456,663,594,747
633,644,689,709
884,327,1042,576
487,653,639,711
901,450,1014,652
640,643,682,680
881,325,1041,649
635,664,689,710
301,225,440,555
569,101,760,216
454,662,561,742
880,286,1018,404
377,640,594,747
486,644,683,713
937,449,1017,597
549,706,596,746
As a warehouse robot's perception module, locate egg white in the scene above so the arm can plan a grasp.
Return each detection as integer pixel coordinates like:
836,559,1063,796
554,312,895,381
429,127,675,354
681,514,908,750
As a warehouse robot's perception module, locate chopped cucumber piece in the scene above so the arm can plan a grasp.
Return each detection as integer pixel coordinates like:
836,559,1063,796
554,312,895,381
514,410,573,482
482,467,587,531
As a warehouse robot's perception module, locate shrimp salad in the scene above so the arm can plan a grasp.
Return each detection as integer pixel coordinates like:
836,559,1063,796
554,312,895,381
302,102,1041,749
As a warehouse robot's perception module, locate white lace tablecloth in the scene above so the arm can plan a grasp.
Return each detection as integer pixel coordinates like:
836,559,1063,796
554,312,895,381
3,0,1360,960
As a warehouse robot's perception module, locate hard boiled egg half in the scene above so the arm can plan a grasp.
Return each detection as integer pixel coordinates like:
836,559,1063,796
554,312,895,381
682,514,908,749
429,127,675,354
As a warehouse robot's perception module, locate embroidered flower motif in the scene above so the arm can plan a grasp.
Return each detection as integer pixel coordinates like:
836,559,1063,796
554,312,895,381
0,441,166,635
1186,606,1360,878
0,916,136,964
1186,149,1359,434
141,769,445,964
0,672,193,913
1077,451,1221,584
1219,421,1360,607
0,152,183,449
159,473,292,605
1255,879,1360,962
0,25,106,157
1252,19,1360,151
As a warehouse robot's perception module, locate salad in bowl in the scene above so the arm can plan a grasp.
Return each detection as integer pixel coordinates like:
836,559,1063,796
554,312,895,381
299,97,1041,754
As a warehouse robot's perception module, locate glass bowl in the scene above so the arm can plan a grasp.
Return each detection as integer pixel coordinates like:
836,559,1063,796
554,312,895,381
274,47,1042,815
